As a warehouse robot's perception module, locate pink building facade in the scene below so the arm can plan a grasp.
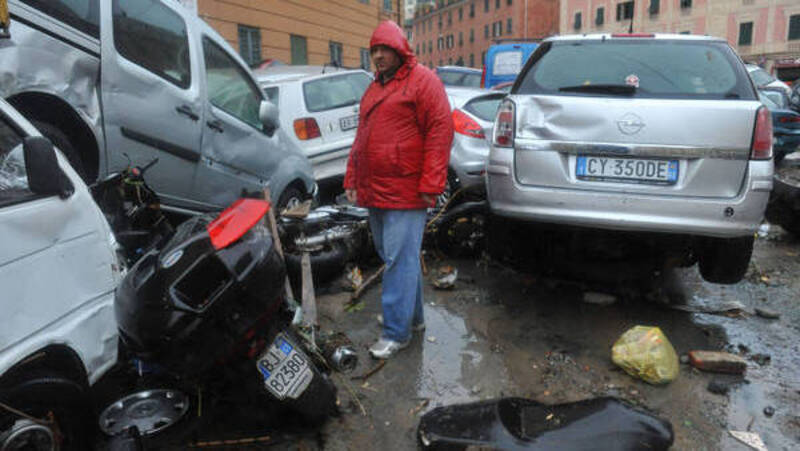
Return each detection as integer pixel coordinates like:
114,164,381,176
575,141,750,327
560,0,800,82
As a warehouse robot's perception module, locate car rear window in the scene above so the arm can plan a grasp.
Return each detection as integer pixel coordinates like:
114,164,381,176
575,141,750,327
749,67,775,86
517,40,755,100
303,72,371,113
493,51,523,75
438,71,482,88
463,95,503,121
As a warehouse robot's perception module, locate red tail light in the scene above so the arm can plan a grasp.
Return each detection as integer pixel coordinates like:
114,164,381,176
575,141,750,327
207,199,270,250
493,100,515,147
453,109,485,139
778,116,800,123
480,65,486,89
750,106,773,160
293,118,321,140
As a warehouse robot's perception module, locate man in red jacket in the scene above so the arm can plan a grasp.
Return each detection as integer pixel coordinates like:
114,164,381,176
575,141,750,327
344,21,453,359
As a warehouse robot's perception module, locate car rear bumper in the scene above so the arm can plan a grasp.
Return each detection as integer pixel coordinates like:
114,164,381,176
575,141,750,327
487,151,773,238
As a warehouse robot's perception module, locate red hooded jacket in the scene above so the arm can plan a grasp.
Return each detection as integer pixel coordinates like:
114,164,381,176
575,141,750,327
343,21,453,209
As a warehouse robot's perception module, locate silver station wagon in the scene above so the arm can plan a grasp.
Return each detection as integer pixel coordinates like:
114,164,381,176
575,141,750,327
487,33,773,284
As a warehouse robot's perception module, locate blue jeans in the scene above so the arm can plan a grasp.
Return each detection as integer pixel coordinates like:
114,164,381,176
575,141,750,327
369,208,427,343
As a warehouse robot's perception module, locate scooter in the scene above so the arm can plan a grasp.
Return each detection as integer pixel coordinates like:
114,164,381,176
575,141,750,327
100,199,338,442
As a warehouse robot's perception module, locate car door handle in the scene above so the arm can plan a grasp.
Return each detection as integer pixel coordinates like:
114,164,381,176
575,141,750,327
207,120,224,133
175,105,199,121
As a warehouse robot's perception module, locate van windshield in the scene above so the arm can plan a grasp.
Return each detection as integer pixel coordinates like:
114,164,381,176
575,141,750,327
517,40,755,100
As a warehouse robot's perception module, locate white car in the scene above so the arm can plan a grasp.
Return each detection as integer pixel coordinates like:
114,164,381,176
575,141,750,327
255,66,373,181
747,64,791,96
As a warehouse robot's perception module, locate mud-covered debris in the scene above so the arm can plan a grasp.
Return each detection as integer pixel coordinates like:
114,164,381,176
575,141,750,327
763,406,775,417
432,266,458,289
689,351,748,374
668,300,747,316
417,397,673,450
754,307,780,320
612,326,679,385
345,265,363,292
707,379,730,395
750,353,771,366
728,430,767,451
582,292,617,305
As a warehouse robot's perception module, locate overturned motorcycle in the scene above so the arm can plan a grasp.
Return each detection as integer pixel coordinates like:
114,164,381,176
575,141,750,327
100,199,338,444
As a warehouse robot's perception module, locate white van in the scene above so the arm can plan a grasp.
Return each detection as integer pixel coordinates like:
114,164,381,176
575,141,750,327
0,97,121,449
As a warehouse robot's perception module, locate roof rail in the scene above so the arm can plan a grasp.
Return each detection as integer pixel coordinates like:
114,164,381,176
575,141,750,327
491,38,543,44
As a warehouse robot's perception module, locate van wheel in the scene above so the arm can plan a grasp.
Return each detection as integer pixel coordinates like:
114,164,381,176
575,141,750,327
31,121,87,182
0,372,93,451
697,236,754,284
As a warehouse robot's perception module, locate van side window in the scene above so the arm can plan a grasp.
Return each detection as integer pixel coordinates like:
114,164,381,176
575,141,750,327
20,0,100,38
113,0,191,89
203,37,263,130
0,117,32,205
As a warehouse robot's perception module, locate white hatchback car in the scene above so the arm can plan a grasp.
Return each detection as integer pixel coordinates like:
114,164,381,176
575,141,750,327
255,66,372,181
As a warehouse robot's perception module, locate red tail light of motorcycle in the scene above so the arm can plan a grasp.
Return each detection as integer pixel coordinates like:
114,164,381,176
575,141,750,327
453,109,485,139
207,198,270,250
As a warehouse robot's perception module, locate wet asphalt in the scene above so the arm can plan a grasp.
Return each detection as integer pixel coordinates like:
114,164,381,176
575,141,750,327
309,225,800,451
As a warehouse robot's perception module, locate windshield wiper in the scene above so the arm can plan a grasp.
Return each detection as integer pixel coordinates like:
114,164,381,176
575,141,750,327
559,84,636,95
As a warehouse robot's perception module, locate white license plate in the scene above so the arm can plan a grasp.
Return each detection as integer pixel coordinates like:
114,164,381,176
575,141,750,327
256,333,313,400
339,114,358,131
576,156,678,184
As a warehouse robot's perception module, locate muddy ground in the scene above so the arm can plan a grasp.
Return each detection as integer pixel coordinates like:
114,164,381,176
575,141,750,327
302,224,800,451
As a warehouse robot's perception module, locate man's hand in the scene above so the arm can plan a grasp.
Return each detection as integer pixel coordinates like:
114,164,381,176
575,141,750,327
345,189,357,204
420,193,436,205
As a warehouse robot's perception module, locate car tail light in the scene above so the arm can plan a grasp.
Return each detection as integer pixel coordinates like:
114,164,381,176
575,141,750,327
493,99,515,147
480,65,486,89
207,199,270,250
453,109,485,139
750,106,773,160
778,116,800,123
293,118,321,140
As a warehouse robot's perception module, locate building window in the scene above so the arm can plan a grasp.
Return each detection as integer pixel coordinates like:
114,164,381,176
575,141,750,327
290,34,307,65
495,0,500,9
574,12,582,30
507,18,512,34
679,30,690,34
469,53,474,66
238,25,261,66
738,22,753,46
649,0,660,15
448,11,452,25
439,58,443,66
484,24,489,38
596,7,604,25
383,0,392,11
417,43,421,55
448,57,453,65
447,35,454,49
680,0,691,9
470,2,475,17
459,31,463,46
508,0,512,5
789,14,800,40
438,36,444,50
616,1,634,21
429,40,432,53
459,7,463,21
481,50,485,67
484,0,489,13
360,48,370,70
470,28,474,42
329,41,343,66
438,14,442,29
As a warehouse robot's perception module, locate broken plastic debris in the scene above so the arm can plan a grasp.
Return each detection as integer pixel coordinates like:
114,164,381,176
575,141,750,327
611,326,679,385
688,350,747,374
728,431,767,451
432,266,458,289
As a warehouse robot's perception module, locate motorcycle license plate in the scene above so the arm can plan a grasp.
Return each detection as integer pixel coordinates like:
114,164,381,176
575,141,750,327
256,333,313,400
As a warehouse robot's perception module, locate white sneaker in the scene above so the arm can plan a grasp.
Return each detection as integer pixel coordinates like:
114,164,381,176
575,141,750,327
376,314,426,332
369,338,410,359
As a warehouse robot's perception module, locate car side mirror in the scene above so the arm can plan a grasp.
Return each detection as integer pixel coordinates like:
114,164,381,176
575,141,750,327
259,100,279,136
23,136,74,198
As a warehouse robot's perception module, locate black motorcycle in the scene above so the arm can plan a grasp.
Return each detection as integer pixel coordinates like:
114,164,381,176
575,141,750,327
100,199,337,444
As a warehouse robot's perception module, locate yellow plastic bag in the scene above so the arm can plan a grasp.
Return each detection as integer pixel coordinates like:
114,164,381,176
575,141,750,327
611,326,679,385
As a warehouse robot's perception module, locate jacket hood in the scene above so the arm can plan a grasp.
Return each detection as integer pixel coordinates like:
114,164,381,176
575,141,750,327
370,20,416,66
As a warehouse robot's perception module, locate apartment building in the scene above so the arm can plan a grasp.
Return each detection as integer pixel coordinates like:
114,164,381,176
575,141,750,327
560,0,800,81
412,0,559,69
191,0,402,69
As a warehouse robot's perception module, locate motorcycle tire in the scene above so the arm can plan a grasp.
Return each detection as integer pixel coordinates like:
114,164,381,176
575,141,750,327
285,241,349,286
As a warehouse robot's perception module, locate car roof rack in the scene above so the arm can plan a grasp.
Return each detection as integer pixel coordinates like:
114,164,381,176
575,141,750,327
491,38,543,44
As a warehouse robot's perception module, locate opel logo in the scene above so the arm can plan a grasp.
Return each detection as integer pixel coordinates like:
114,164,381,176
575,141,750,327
617,113,645,135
